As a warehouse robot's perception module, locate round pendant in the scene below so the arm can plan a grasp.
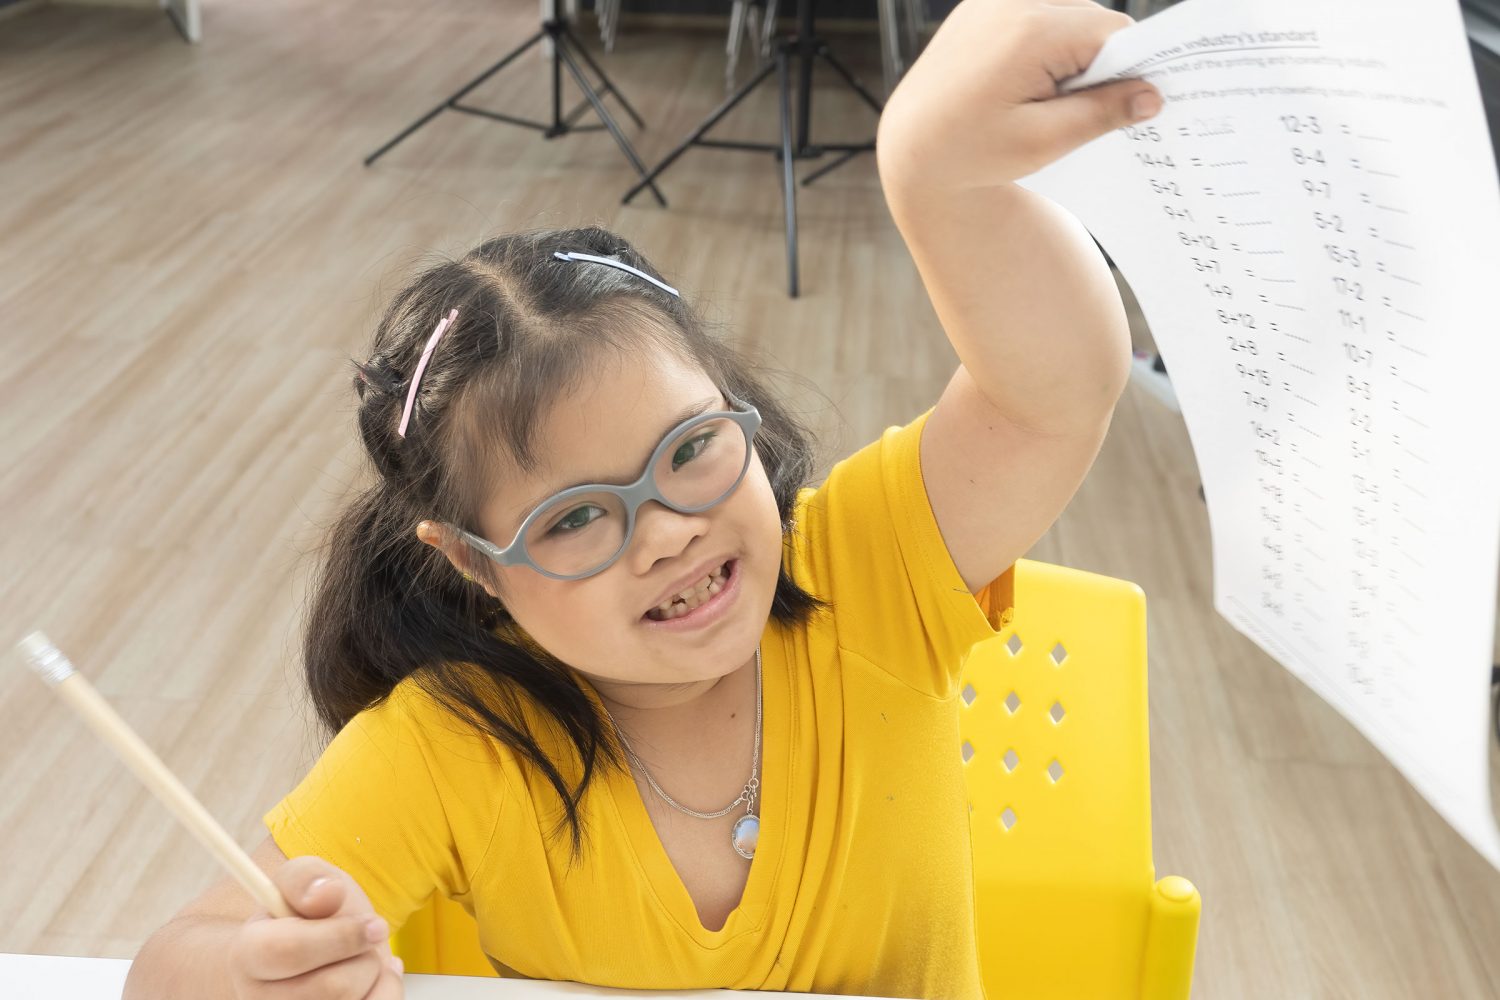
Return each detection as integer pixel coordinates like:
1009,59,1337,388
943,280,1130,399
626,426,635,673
731,814,760,860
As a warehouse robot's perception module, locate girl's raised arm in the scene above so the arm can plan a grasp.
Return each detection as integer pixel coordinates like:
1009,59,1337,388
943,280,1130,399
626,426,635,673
875,0,1164,592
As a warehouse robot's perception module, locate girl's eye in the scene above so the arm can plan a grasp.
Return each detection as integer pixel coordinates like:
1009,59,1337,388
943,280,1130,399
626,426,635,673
549,505,605,535
671,431,717,470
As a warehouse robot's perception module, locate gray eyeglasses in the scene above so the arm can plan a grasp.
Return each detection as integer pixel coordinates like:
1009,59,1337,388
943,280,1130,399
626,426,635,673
455,390,762,580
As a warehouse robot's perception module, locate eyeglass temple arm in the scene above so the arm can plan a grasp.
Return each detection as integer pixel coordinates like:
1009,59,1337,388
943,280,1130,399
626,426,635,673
456,527,512,564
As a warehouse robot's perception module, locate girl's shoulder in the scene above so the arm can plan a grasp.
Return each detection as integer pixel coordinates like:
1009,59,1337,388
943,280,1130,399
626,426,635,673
782,408,935,576
357,669,532,773
782,407,1011,694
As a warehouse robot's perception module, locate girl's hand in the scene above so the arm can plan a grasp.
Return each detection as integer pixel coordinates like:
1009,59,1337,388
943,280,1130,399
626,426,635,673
877,0,1163,191
229,855,404,999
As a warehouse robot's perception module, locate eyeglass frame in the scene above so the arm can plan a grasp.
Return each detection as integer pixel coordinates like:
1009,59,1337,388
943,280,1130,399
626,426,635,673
453,389,762,581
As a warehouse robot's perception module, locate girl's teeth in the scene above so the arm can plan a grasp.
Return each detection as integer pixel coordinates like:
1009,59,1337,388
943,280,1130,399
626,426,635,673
677,566,727,602
648,563,730,620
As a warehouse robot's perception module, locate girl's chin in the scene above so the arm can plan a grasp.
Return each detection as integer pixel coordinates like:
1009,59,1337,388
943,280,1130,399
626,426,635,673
576,657,748,708
617,627,764,688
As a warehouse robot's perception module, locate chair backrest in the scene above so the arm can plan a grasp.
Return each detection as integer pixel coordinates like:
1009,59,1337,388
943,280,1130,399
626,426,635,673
391,559,1200,997
961,559,1198,1000
390,890,498,978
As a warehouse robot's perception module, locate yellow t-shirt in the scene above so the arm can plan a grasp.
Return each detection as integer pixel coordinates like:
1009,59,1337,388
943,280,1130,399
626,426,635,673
264,406,1012,999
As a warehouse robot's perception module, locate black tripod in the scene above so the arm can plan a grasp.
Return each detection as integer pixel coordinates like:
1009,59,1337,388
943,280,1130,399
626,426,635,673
622,0,882,297
364,17,666,206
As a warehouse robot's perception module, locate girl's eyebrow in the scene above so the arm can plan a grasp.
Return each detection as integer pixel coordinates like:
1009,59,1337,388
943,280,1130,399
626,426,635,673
512,394,723,516
658,394,722,440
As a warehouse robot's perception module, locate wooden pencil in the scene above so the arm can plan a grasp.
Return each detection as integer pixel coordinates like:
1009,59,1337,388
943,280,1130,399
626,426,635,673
14,631,294,919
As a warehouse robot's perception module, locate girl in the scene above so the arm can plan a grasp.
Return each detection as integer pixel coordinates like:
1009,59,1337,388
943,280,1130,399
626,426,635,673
124,2,1162,997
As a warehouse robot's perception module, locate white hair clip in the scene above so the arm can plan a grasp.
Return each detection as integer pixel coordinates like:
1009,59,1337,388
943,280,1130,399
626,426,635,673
553,251,680,298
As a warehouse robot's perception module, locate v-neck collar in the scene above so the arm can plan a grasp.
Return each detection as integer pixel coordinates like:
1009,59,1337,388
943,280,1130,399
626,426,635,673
584,627,790,948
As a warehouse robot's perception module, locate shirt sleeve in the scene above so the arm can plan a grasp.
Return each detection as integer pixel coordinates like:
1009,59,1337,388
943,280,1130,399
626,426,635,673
262,678,502,931
787,406,1014,698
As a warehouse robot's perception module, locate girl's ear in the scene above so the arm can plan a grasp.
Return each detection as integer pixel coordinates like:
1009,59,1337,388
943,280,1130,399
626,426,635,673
417,521,500,599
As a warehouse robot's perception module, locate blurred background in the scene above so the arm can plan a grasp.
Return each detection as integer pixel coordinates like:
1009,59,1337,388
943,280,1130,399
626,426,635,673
1,1,1498,997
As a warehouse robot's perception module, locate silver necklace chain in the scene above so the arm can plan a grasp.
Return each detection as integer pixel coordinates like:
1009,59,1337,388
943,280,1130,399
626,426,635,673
602,645,761,820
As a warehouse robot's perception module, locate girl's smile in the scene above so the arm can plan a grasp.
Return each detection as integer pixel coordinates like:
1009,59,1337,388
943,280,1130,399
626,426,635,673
641,557,742,630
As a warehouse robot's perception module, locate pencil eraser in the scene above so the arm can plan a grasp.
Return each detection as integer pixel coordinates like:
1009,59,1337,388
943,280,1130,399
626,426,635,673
16,631,74,685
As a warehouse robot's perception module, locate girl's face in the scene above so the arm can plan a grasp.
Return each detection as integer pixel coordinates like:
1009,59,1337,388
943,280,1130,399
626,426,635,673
428,346,783,707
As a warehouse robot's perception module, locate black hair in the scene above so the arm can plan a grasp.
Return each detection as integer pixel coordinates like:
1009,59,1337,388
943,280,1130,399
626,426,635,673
304,226,827,859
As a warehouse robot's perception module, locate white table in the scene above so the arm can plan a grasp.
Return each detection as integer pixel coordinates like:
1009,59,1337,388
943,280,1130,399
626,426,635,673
1,953,861,999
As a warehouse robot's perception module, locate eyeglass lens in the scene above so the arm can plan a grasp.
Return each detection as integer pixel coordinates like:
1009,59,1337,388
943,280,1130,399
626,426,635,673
522,415,749,576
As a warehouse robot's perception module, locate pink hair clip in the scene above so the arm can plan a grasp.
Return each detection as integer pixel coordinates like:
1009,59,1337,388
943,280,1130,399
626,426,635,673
397,307,460,439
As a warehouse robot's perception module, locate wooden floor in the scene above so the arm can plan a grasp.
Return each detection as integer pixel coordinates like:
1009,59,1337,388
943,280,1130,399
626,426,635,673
2,2,1498,997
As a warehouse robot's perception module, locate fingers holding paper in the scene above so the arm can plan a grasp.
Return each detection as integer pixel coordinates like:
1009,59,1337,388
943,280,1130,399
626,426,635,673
878,0,1163,190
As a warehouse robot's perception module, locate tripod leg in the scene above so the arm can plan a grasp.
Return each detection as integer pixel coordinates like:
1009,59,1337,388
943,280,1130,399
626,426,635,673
556,39,669,206
551,22,565,134
622,56,778,205
562,94,599,129
796,45,882,187
794,0,814,154
365,29,547,166
777,46,799,298
564,25,648,130
800,146,869,187
817,46,885,115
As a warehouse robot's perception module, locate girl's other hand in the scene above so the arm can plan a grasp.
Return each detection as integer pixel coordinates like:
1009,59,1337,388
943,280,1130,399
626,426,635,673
877,0,1163,191
228,855,405,999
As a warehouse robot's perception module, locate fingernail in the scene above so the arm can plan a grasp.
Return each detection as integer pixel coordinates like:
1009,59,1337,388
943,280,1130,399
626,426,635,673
303,877,330,904
1130,91,1162,120
365,917,389,943
390,956,404,976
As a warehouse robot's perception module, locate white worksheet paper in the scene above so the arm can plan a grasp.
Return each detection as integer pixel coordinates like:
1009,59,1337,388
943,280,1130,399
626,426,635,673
1015,0,1500,868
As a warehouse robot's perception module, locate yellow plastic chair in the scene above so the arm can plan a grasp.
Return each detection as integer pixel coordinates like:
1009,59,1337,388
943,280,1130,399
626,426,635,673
389,891,498,979
960,559,1199,1000
391,558,1201,997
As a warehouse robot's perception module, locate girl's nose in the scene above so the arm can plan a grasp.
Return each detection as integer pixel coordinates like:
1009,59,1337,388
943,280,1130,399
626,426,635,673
627,501,710,575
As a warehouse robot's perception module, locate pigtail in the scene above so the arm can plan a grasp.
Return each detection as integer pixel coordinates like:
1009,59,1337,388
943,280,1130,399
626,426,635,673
350,354,404,400
302,481,418,730
347,355,414,483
